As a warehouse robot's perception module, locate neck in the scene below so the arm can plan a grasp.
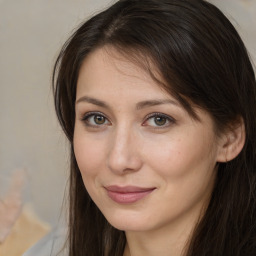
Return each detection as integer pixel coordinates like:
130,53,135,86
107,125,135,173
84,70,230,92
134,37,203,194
124,224,192,256
123,203,207,256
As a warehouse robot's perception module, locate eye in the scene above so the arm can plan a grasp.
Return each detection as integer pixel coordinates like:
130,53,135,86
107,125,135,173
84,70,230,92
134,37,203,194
143,113,175,128
81,112,111,127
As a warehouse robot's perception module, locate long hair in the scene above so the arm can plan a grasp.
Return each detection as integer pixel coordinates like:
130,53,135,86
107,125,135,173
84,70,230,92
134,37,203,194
52,0,256,255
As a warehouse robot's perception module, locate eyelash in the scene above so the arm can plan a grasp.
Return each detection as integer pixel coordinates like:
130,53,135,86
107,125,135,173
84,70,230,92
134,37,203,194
143,112,176,128
81,112,110,128
80,112,176,129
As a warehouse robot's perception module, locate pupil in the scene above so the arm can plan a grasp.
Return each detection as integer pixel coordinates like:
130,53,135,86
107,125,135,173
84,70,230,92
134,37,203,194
155,116,166,126
94,115,105,124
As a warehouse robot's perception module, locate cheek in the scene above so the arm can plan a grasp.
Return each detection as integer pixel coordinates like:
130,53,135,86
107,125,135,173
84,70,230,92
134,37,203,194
142,134,217,219
73,133,108,202
73,129,106,178
143,131,217,181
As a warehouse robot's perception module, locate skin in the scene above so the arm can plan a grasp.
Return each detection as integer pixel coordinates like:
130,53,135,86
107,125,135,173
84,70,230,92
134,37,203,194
73,47,228,256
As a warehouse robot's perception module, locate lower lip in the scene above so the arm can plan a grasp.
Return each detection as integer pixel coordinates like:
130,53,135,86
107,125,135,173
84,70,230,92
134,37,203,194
106,189,155,204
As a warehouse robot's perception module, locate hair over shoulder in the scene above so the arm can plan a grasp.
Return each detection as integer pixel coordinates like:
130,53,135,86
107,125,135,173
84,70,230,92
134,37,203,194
53,0,256,255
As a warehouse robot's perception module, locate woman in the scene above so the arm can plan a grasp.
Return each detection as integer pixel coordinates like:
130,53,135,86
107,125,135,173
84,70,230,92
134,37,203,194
53,0,256,255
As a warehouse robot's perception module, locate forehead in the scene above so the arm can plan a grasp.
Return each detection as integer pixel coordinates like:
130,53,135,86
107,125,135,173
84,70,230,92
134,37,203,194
76,46,201,122
76,47,170,99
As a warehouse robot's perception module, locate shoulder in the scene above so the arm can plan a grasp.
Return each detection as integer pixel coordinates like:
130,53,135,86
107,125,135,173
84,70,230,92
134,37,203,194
22,226,67,256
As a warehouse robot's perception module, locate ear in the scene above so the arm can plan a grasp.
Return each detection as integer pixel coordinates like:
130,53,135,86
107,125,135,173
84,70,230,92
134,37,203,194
216,118,245,163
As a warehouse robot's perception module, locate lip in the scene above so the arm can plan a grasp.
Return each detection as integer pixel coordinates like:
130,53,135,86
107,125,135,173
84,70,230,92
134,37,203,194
105,185,156,204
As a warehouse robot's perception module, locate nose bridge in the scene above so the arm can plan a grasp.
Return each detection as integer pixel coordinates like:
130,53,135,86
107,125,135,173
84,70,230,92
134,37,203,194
107,122,142,174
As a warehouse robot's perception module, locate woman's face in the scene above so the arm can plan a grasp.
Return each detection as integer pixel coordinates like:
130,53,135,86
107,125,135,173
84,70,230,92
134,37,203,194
74,47,223,233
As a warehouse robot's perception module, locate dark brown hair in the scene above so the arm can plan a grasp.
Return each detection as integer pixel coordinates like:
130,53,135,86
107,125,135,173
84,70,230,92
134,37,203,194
53,0,256,255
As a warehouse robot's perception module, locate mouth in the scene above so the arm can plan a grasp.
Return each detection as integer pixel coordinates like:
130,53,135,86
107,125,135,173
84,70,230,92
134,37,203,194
104,185,156,204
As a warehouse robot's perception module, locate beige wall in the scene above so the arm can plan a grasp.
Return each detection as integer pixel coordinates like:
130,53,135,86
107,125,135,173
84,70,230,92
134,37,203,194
0,0,255,226
0,0,113,226
209,0,256,62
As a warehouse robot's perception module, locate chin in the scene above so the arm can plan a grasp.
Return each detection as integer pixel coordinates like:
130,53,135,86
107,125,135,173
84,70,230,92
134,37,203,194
103,209,155,232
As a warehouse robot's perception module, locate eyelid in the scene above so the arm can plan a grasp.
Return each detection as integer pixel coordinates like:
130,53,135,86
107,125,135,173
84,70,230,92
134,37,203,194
79,111,175,129
143,112,176,128
80,111,111,127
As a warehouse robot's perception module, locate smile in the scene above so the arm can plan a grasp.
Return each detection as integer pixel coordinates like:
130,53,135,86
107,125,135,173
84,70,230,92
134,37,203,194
105,185,156,204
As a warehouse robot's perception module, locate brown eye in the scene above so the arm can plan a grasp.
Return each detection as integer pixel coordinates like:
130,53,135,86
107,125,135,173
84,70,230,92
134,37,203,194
154,116,167,126
82,112,110,127
94,115,106,125
143,113,176,128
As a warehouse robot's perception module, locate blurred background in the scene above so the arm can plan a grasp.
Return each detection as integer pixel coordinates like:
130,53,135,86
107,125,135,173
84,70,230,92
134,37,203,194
0,0,255,229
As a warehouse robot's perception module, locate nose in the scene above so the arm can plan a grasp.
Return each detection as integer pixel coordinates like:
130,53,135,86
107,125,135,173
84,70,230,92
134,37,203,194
107,126,143,175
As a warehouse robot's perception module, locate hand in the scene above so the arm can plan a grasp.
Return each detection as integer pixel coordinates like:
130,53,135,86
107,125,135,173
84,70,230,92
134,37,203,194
0,170,26,243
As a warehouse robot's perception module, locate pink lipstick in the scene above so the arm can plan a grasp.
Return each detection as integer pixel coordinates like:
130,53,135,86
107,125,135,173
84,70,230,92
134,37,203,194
105,185,155,204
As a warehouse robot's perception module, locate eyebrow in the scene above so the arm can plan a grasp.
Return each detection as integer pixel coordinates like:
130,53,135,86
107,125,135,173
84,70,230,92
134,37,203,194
136,99,179,110
76,96,180,110
76,96,109,109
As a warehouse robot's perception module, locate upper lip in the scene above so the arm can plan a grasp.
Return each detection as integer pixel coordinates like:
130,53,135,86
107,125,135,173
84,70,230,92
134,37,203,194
105,185,156,193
